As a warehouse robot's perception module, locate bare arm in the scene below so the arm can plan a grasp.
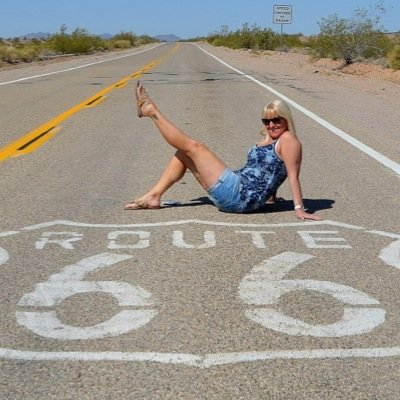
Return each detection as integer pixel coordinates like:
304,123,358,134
279,132,322,221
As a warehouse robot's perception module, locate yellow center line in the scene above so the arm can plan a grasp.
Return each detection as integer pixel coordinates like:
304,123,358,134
0,43,180,163
0,68,148,163
12,127,61,157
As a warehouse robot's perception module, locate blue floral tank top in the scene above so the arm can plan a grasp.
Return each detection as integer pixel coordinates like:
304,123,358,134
233,141,287,211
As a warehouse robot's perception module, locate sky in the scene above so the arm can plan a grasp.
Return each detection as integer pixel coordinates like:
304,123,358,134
0,0,399,40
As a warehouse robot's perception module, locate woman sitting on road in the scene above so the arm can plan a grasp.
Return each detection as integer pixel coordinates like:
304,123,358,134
125,81,321,221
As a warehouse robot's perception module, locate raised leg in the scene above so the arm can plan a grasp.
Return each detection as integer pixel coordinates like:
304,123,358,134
125,82,228,210
136,81,227,189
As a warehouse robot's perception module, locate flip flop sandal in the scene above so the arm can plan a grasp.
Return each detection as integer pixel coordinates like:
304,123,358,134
124,199,160,210
135,80,150,118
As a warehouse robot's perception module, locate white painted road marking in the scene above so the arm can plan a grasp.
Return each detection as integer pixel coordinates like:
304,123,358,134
0,247,9,265
1,220,399,365
240,252,385,337
297,231,352,248
16,253,157,340
20,219,365,230
368,231,400,270
173,230,216,248
1,347,400,368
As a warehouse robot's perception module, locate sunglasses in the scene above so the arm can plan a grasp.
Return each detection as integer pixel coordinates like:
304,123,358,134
262,117,282,125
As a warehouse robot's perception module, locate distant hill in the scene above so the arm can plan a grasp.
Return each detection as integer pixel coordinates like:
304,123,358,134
154,34,181,42
19,32,113,40
99,33,113,40
20,32,52,39
16,32,181,42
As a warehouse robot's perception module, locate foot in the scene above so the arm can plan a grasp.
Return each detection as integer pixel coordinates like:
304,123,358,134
266,195,284,204
124,194,161,210
136,80,156,118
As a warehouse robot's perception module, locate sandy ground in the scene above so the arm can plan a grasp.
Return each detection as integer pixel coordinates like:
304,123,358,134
200,44,400,95
204,45,400,84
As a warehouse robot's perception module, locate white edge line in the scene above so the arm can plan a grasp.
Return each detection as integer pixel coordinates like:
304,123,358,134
1,347,400,368
367,230,400,239
195,44,400,177
202,347,400,368
0,43,163,86
0,231,20,237
17,219,365,231
0,348,201,366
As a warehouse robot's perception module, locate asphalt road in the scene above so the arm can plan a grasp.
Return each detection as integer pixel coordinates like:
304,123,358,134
1,42,399,399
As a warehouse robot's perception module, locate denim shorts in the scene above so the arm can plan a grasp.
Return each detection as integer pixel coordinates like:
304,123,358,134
207,168,242,213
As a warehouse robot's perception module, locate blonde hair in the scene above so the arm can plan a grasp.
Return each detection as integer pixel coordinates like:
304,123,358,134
261,99,297,136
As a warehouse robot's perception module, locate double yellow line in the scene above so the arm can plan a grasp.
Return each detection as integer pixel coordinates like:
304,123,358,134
0,61,159,163
0,52,171,163
1,43,180,163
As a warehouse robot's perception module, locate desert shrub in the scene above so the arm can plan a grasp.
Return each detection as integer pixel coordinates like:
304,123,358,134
208,36,225,47
50,33,70,53
314,4,388,64
102,40,114,51
112,39,131,49
253,28,281,50
362,32,392,58
388,45,400,70
50,25,104,54
0,27,157,65
207,23,282,51
112,31,136,46
280,34,303,49
18,46,38,62
0,46,19,63
68,28,103,53
136,35,157,45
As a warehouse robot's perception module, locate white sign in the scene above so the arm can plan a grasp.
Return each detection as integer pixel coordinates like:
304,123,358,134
273,5,292,24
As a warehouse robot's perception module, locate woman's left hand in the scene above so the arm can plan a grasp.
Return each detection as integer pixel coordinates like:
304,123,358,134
295,208,322,221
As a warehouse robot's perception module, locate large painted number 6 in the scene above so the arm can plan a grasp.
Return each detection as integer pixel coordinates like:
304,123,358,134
239,252,385,337
16,253,157,340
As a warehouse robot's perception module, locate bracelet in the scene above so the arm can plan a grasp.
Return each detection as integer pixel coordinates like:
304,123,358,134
294,205,303,210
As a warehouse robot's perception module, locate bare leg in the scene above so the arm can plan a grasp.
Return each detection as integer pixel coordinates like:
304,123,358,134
136,81,226,189
125,153,186,209
125,82,228,210
125,145,222,209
